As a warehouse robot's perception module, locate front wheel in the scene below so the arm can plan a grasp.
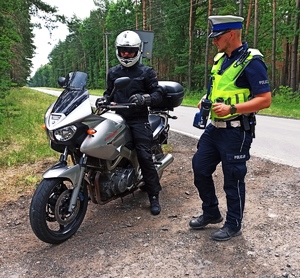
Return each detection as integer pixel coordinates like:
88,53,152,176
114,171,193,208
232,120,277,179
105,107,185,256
29,178,88,244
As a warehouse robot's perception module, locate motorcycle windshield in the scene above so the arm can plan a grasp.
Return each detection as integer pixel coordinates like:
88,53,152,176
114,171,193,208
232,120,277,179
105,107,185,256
52,72,89,116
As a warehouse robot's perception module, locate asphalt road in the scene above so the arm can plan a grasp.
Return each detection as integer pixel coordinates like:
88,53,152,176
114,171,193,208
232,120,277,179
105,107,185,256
33,88,300,168
170,106,300,168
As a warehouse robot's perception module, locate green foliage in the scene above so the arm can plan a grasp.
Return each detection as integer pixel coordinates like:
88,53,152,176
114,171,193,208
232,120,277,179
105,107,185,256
27,0,300,95
0,0,64,90
181,88,206,106
262,95,300,118
0,1,17,91
274,86,300,99
28,64,53,87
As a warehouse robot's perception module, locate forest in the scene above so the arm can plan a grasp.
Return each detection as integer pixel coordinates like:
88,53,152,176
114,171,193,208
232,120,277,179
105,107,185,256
1,0,300,94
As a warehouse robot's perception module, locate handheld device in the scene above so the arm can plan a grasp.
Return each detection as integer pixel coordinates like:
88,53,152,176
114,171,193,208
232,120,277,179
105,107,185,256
193,99,212,129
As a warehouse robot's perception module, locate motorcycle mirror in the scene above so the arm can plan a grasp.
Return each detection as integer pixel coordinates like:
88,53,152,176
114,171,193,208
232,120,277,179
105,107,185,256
114,77,131,89
58,77,66,87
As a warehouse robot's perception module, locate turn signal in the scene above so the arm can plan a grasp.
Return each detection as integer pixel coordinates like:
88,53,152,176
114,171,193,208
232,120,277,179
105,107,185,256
42,124,46,130
87,128,97,135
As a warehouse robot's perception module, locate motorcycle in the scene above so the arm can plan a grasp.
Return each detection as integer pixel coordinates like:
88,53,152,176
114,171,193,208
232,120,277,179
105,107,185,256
29,71,184,244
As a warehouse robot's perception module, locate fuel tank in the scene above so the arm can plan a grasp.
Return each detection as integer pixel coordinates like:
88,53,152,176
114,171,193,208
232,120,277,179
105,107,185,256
80,113,132,160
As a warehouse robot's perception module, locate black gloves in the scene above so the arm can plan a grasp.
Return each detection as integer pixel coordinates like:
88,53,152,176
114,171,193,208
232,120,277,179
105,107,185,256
95,96,109,108
96,94,152,107
128,94,151,106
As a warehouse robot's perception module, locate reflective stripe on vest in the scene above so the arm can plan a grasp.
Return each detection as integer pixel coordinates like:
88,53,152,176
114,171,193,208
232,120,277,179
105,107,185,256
209,48,263,120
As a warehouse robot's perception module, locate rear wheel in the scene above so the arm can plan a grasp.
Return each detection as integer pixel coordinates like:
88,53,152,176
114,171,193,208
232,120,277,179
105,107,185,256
29,178,88,244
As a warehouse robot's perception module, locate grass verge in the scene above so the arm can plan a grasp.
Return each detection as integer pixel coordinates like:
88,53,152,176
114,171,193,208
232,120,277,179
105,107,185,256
0,88,58,204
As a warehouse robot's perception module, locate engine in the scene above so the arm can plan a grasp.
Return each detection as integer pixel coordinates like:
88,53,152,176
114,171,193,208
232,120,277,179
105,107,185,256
110,168,135,194
88,167,136,203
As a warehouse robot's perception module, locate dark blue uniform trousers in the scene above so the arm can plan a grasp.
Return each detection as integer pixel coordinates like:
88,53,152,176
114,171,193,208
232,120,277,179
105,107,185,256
192,124,252,231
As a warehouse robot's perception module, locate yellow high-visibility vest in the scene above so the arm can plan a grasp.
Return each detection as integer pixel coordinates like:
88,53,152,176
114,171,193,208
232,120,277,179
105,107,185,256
209,48,263,120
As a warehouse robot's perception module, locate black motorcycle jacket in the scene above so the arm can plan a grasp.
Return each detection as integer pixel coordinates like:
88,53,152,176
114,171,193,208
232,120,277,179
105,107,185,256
104,62,164,121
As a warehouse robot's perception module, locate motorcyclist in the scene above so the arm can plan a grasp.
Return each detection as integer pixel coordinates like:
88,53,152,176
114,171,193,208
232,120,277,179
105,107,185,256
96,30,164,215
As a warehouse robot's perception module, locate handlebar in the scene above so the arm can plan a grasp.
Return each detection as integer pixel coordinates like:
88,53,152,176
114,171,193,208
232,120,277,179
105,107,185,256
96,102,177,120
95,102,137,114
108,102,137,109
97,102,137,109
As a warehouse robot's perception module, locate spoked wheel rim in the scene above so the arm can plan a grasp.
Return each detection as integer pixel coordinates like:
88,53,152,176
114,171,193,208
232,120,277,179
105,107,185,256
46,181,85,236
54,189,80,226
30,178,88,244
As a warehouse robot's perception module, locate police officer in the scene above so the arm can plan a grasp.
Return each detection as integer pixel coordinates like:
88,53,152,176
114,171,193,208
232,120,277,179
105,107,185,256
96,30,164,215
189,15,272,240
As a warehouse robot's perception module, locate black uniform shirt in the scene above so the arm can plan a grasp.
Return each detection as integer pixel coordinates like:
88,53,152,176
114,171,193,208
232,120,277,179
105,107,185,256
220,42,271,97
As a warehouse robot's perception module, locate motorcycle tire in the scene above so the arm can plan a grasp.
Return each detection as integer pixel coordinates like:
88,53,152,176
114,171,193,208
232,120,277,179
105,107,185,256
29,178,88,244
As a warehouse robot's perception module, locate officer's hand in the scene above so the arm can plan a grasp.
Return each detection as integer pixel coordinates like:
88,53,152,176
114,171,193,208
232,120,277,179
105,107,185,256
95,96,109,108
212,103,230,117
129,94,151,106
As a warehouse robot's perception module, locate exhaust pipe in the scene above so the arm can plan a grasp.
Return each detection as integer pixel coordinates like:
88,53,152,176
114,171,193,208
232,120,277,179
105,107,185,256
156,153,174,176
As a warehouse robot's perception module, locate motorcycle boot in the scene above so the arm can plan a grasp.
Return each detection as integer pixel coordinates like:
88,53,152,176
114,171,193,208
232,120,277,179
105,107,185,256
149,194,161,215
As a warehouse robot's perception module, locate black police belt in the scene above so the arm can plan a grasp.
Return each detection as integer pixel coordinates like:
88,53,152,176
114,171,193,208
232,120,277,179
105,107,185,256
211,116,241,128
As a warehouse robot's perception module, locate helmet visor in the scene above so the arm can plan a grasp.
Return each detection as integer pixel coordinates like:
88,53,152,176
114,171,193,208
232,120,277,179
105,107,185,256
118,47,139,54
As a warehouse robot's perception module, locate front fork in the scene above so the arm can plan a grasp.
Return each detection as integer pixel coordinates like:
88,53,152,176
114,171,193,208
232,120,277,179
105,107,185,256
68,155,87,212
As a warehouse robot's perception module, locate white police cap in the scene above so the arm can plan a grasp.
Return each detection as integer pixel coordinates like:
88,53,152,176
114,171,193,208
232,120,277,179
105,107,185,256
208,15,244,38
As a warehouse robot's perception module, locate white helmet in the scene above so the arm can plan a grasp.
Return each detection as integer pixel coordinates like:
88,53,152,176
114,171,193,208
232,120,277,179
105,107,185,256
115,30,141,67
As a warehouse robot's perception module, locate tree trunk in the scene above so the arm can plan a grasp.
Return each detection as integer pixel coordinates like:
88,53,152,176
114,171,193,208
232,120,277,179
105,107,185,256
149,0,152,31
245,0,252,36
188,0,193,91
135,0,139,29
239,0,244,16
142,0,147,30
291,0,300,93
253,0,258,48
204,0,212,90
271,0,276,92
281,40,289,87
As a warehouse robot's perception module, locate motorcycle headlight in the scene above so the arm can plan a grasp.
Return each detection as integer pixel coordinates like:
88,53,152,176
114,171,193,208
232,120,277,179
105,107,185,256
54,125,77,141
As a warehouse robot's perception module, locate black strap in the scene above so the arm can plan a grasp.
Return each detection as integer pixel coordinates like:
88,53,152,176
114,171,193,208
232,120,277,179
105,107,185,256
234,49,250,67
205,76,213,99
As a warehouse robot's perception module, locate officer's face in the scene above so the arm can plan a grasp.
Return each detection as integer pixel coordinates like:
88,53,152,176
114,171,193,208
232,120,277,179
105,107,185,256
212,31,232,53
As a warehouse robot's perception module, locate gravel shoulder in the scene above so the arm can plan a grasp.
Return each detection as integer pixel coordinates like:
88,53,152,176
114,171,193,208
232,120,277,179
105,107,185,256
0,131,300,278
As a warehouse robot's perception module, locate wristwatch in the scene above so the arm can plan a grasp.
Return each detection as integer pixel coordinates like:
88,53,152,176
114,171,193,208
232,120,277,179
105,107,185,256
230,104,237,115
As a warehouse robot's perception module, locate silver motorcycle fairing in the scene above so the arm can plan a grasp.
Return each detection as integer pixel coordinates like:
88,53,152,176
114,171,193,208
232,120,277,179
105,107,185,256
43,164,81,186
80,113,132,160
46,98,92,131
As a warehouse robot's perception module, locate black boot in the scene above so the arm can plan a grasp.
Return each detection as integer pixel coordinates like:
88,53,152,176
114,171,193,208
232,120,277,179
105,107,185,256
149,195,161,215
